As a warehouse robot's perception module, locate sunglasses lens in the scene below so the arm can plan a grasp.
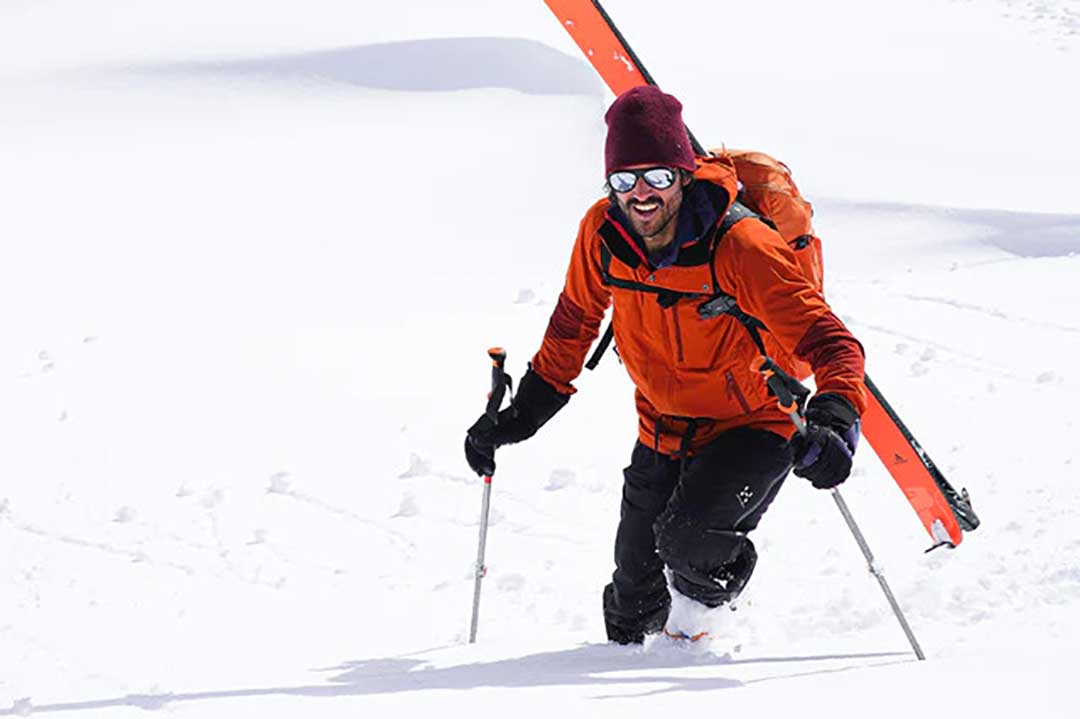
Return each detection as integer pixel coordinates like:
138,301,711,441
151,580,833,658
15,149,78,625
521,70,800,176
643,168,676,190
609,171,637,193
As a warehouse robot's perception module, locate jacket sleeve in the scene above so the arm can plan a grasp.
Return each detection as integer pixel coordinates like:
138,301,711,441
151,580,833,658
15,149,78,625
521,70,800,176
530,207,613,395
715,220,866,415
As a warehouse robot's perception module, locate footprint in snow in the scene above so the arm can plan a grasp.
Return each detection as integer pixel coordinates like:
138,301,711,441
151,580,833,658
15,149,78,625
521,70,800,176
393,493,420,518
545,468,575,491
397,453,431,479
514,288,537,304
200,489,225,509
910,362,929,378
496,573,526,592
267,472,292,494
113,506,137,523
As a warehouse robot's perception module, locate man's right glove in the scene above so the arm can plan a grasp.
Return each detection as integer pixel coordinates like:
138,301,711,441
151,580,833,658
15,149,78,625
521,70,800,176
791,393,861,490
464,368,569,477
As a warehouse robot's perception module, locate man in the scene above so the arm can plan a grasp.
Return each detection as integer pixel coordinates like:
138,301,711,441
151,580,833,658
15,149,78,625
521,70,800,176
465,86,866,644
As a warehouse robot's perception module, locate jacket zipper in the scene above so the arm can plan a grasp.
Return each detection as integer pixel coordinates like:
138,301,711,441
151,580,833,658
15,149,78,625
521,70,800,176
726,370,752,414
671,304,685,362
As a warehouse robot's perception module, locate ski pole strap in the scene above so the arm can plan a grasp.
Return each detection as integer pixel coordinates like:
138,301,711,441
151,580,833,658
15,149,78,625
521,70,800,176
485,347,512,423
751,355,811,418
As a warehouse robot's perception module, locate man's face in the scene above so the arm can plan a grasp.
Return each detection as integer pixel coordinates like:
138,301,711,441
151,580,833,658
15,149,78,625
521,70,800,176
611,165,689,242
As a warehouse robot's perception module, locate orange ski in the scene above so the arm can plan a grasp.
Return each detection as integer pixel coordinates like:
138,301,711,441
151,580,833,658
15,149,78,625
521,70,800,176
862,375,978,548
543,0,650,96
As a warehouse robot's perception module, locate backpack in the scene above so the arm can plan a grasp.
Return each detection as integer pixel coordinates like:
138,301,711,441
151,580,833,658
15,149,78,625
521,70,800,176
586,148,824,382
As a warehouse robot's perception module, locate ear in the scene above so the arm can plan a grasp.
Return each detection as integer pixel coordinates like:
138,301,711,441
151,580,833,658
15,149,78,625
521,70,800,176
680,170,694,187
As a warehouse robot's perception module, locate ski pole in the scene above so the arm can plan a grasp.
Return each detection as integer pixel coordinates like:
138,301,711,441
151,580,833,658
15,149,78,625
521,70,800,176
469,347,510,644
752,357,927,661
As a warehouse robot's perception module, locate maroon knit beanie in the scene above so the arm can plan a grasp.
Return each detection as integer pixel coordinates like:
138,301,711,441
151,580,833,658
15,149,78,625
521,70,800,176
604,86,696,175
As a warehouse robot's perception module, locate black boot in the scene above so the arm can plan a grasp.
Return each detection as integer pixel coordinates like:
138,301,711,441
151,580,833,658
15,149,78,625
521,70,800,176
603,583,669,645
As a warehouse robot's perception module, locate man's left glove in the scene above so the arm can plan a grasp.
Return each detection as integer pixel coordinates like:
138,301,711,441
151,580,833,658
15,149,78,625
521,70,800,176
464,368,569,477
791,393,861,490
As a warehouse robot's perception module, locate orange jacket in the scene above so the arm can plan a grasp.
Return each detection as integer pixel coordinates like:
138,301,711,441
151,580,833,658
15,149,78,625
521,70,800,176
532,155,866,455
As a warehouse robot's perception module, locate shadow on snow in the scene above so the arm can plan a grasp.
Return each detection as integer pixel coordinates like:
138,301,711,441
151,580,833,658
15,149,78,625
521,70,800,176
132,37,604,96
819,198,1080,258
0,645,909,715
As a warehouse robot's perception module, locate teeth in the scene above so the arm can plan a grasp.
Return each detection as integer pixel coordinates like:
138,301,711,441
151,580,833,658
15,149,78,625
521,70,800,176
634,203,658,212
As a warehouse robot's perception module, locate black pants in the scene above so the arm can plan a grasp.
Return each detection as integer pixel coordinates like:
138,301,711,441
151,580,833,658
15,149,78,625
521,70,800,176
603,427,794,644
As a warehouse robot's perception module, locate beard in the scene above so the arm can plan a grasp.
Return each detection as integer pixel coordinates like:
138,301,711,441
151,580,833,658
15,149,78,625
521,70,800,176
616,187,683,243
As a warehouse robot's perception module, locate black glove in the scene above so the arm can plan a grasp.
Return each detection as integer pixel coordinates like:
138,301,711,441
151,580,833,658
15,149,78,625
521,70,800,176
464,368,569,477
791,393,861,490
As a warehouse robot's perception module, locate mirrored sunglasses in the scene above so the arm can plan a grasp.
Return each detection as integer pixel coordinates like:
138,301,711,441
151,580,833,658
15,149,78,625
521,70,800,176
607,167,677,193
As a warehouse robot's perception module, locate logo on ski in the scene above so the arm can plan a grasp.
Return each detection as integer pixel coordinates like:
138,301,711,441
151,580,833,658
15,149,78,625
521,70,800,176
893,453,908,465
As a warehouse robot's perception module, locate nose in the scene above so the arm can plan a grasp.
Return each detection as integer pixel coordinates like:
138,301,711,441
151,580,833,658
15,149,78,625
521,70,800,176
628,179,658,202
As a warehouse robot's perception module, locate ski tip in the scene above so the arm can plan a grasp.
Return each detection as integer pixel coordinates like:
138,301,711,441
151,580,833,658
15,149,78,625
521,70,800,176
663,629,710,642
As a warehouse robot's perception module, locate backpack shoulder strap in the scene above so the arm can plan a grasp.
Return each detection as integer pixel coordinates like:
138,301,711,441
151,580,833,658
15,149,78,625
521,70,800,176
717,199,758,239
701,200,772,354
585,322,615,370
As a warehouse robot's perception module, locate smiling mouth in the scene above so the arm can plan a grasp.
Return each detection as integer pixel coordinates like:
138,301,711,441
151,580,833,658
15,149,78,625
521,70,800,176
630,200,660,220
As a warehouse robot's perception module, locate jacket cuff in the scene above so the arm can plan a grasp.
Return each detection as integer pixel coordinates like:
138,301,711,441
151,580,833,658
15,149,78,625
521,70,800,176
515,366,570,431
805,392,858,432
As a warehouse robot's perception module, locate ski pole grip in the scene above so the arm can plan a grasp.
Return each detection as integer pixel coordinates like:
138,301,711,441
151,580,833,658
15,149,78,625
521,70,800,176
485,347,509,424
751,356,798,413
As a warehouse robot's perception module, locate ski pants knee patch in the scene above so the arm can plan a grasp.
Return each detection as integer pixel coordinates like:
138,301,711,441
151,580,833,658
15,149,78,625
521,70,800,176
655,516,758,607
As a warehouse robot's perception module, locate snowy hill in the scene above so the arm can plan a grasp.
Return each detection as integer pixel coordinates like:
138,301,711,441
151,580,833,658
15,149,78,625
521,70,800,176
1,1,1078,717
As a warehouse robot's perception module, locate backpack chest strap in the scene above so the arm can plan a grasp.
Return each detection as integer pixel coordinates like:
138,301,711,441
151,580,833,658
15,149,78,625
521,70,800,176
599,243,703,307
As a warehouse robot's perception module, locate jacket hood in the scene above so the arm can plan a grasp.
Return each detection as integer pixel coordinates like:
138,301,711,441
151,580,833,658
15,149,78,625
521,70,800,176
692,153,740,215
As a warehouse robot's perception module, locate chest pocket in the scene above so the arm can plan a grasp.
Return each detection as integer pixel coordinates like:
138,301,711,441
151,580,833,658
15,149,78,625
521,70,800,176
666,295,710,368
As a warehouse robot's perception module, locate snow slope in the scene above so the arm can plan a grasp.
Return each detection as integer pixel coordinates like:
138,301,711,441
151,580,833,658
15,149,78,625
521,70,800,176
1,1,1078,717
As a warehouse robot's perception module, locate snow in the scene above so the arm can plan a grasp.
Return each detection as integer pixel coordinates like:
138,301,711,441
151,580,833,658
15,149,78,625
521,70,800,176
1,0,1078,717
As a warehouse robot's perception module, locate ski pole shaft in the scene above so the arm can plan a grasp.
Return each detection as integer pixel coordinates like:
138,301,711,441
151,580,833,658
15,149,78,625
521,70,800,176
469,347,509,644
751,355,926,660
469,474,494,644
829,487,926,660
